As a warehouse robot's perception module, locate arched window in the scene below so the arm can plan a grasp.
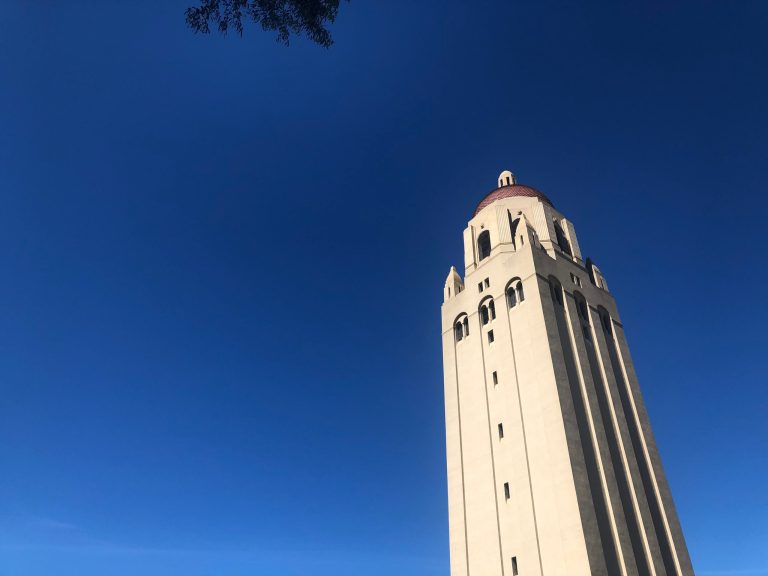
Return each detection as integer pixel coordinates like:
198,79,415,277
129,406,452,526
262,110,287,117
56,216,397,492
507,285,517,308
454,321,464,342
549,277,564,306
599,308,612,335
477,230,491,261
506,279,523,309
480,298,496,326
455,314,470,342
576,295,589,322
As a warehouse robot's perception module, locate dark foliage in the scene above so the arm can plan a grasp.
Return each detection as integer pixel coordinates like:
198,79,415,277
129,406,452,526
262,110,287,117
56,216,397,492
186,0,344,46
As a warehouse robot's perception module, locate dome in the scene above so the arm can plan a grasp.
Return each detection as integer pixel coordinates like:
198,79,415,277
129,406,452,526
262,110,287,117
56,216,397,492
474,184,553,216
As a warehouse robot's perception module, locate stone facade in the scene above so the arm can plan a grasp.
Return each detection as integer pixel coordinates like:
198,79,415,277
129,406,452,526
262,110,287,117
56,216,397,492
441,172,694,576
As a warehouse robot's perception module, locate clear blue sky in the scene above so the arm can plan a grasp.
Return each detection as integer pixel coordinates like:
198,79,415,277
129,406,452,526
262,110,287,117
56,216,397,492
1,1,766,575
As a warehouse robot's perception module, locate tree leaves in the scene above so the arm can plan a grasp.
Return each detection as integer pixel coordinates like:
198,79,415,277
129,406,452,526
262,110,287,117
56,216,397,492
186,0,344,47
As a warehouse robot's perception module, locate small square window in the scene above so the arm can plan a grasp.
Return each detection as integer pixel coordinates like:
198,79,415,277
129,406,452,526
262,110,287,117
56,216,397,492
478,282,484,293
492,371,498,385
498,423,504,439
511,556,519,575
487,330,494,344
504,482,510,500
484,278,490,288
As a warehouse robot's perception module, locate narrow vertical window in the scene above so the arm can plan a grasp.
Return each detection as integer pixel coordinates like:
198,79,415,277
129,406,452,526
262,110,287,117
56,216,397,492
507,285,517,308
553,219,572,255
511,556,519,575
498,423,504,439
577,298,589,321
477,230,491,261
550,280,563,306
575,293,592,341
484,278,490,288
463,317,470,337
454,322,463,342
504,482,510,500
487,330,494,344
481,305,489,325
600,310,612,335
478,282,484,293
492,371,498,385
489,300,496,320
516,281,525,303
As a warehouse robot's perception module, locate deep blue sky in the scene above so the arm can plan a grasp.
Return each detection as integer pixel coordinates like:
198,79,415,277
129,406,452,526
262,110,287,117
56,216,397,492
1,1,766,575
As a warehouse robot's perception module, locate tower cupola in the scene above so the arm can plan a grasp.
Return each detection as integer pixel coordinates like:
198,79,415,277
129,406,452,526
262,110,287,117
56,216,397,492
474,171,554,216
498,170,517,187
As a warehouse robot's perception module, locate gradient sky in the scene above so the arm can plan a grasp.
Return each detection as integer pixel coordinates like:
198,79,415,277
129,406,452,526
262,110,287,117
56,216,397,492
1,1,767,575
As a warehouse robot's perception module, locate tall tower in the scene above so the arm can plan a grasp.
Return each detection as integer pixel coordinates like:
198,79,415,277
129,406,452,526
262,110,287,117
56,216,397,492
441,171,694,576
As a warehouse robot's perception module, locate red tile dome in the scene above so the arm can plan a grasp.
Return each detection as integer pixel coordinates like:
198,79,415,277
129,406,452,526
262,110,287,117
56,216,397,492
474,184,554,216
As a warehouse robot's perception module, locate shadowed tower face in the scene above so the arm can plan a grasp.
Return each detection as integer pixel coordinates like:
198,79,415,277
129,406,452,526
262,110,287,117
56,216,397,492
440,172,694,576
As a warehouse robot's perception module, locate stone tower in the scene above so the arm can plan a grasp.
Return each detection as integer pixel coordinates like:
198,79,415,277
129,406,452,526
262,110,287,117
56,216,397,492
440,171,694,576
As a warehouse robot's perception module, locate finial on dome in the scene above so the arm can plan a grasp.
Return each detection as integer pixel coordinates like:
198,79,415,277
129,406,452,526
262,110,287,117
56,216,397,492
498,170,516,188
